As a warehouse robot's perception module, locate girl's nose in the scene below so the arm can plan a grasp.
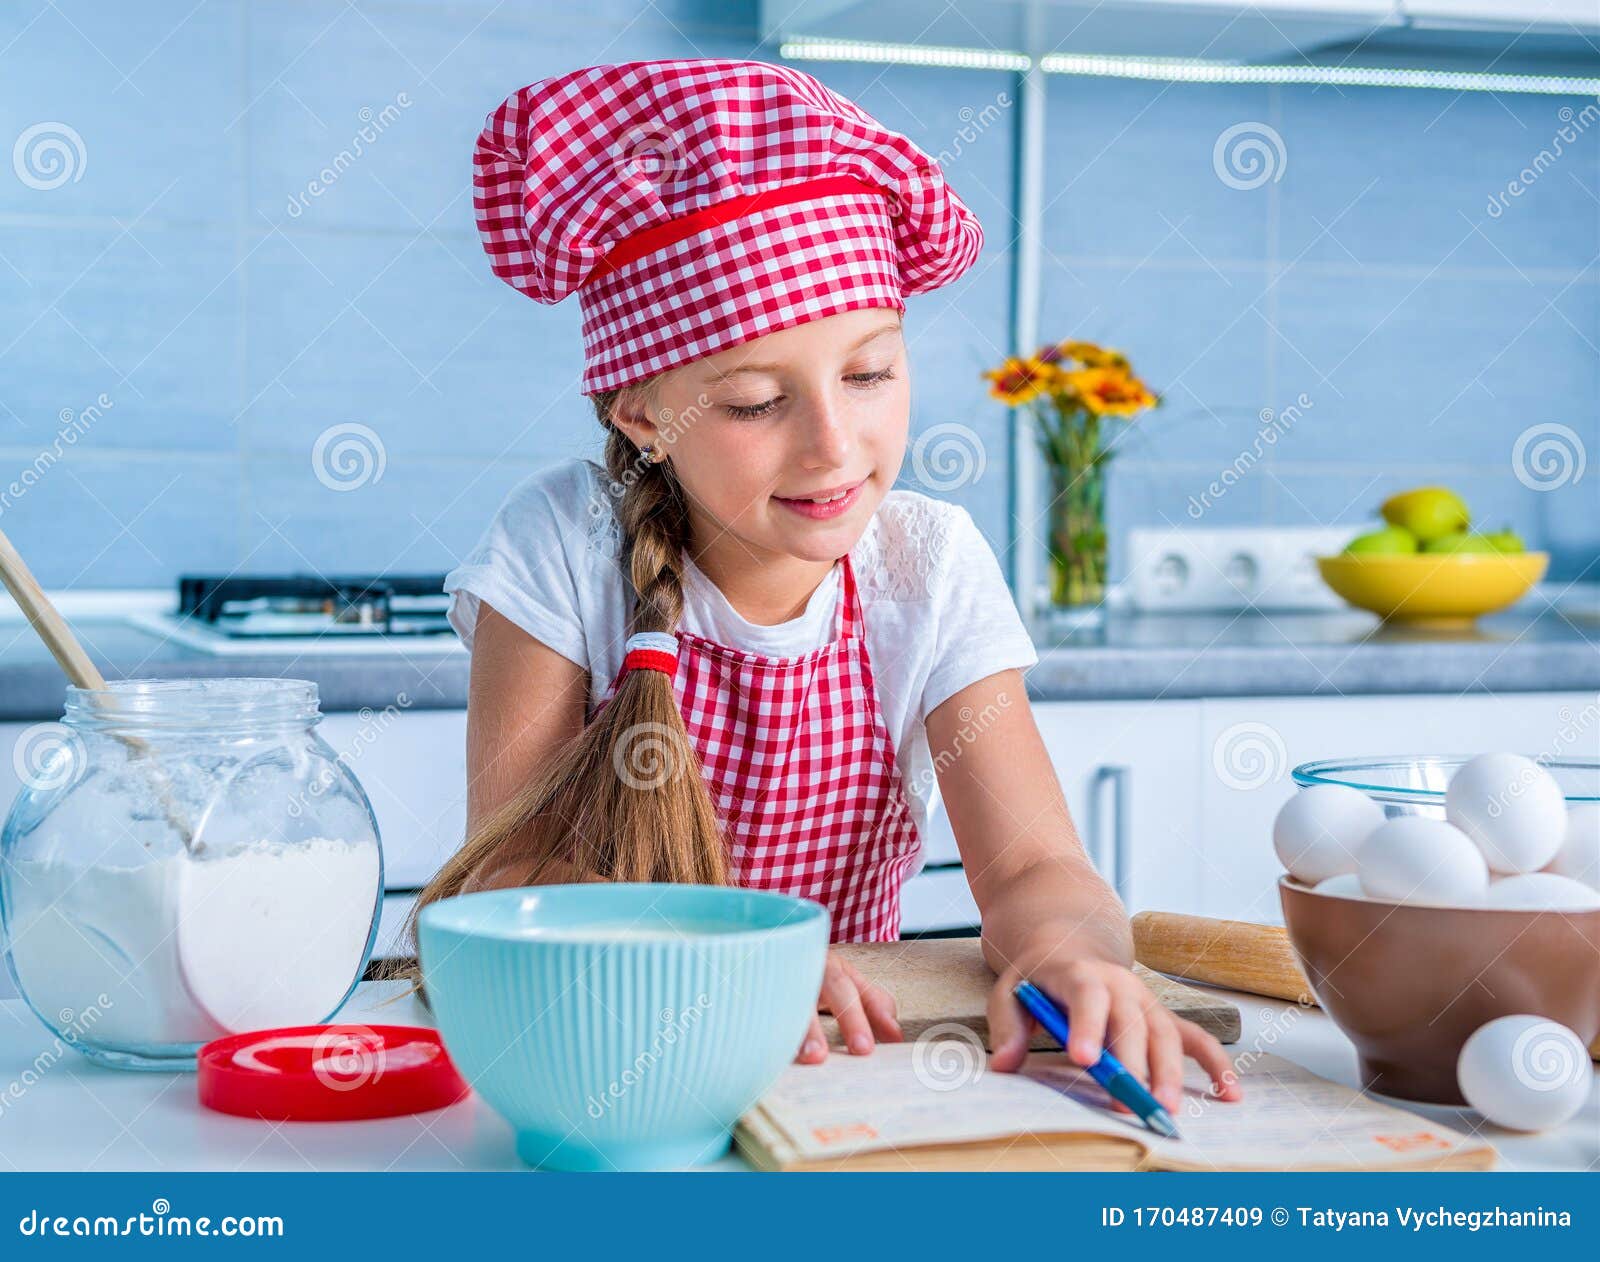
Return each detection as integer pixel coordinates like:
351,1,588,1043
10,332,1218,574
800,395,853,467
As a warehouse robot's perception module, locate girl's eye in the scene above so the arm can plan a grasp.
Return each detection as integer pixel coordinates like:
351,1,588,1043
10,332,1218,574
723,397,781,420
721,368,894,419
846,367,896,388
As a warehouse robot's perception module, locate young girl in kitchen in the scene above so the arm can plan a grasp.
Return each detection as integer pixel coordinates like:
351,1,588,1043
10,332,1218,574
407,58,1238,1112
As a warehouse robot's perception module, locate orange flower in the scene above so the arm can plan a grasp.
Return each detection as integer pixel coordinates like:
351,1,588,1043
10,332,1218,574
1060,340,1129,369
1061,367,1157,417
982,356,1056,406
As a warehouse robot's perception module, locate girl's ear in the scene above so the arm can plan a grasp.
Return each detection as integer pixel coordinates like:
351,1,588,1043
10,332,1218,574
605,382,665,455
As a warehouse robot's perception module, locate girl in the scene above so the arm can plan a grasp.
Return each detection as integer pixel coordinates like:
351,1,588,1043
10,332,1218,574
408,58,1239,1113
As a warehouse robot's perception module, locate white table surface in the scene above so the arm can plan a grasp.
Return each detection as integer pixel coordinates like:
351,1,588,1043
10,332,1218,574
0,979,1593,1172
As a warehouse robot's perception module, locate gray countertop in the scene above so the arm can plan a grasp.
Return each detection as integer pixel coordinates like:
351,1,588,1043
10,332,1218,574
0,621,470,721
0,593,1595,720
1024,594,1600,701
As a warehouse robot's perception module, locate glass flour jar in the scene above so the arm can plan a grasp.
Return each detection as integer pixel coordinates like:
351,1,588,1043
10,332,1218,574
0,678,383,1070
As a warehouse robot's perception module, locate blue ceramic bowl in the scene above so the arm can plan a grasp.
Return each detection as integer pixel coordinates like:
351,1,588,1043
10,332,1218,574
418,883,828,1171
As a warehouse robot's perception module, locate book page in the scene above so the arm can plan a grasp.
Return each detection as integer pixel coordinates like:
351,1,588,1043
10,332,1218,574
749,1042,1495,1170
752,1040,1125,1162
1129,1053,1496,1170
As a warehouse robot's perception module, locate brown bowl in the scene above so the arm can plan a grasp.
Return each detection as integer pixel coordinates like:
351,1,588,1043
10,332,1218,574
1279,876,1600,1104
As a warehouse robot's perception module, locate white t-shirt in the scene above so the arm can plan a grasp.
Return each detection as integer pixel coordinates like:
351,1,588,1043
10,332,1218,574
443,458,1039,866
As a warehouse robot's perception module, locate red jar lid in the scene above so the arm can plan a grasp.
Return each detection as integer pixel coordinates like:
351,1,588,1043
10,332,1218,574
198,1025,470,1122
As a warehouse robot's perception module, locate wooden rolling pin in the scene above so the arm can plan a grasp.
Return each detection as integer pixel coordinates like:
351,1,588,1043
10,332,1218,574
1131,910,1600,1061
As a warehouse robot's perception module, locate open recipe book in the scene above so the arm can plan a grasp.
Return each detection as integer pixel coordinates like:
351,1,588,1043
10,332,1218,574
735,1042,1498,1172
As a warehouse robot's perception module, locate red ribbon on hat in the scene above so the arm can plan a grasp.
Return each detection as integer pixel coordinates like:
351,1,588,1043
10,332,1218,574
585,173,886,284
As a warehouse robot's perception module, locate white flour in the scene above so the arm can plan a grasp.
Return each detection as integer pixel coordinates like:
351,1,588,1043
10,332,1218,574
4,837,379,1048
517,922,749,940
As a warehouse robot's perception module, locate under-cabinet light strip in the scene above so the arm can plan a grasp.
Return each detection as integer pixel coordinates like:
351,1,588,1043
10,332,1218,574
779,39,1031,72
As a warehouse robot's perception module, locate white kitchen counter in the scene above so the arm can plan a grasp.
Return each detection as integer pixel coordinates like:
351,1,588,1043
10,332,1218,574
0,979,1593,1172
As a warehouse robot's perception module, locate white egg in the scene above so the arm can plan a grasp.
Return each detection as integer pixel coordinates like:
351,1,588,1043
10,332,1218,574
1445,753,1567,874
1484,872,1600,911
1456,1016,1592,1132
1313,872,1367,899
1546,803,1600,890
1273,784,1386,884
1357,816,1488,906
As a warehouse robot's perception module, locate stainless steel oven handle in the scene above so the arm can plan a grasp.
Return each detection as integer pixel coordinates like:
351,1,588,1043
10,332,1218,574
1089,764,1131,905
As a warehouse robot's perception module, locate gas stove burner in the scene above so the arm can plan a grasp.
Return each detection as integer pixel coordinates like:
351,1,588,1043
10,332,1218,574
175,574,452,639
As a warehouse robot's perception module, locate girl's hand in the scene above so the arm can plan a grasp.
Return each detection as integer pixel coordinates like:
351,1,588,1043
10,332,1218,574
985,958,1242,1114
794,951,903,1064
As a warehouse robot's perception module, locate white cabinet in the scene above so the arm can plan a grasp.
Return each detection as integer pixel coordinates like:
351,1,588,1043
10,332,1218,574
5,689,1593,953
1031,700,1205,917
1401,1,1600,32
0,708,470,893
317,707,469,890
761,0,1399,62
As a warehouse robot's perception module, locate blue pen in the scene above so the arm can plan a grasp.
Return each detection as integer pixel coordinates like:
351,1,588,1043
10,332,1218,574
1014,979,1179,1139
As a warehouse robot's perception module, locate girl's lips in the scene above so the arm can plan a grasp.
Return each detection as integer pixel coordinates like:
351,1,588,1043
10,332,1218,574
773,479,866,521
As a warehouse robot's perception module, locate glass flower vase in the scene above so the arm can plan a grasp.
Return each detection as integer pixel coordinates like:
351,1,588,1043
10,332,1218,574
1039,406,1109,610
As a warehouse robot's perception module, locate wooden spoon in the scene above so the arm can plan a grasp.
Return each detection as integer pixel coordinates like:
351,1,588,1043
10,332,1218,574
0,522,195,847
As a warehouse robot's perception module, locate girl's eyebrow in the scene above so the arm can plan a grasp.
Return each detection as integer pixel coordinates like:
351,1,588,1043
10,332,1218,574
703,321,904,383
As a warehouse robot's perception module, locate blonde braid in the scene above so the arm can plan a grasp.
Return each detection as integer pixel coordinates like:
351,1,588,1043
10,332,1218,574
393,381,730,989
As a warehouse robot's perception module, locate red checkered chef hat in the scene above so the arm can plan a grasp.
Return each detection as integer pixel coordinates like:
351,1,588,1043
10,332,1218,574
472,58,985,394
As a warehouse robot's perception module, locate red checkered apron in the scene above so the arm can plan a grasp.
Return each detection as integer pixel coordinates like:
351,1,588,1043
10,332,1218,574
595,553,921,941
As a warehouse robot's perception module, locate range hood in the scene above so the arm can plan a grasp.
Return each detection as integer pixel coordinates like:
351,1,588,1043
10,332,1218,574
761,1,1600,68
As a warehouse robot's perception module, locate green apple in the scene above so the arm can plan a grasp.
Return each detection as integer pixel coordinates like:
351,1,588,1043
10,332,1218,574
1344,525,1419,555
1422,531,1498,554
1380,486,1470,543
1482,528,1526,554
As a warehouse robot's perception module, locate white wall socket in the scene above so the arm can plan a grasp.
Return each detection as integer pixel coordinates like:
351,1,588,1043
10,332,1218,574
1127,526,1354,612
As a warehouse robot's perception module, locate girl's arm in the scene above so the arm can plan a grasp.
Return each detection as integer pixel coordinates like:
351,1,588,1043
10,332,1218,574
928,670,1240,1110
459,601,593,889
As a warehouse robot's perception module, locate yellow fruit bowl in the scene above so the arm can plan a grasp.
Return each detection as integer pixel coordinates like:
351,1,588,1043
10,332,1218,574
1316,551,1548,625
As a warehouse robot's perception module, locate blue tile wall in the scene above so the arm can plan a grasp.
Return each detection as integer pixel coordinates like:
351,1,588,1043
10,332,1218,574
1,1,1595,592
1037,75,1599,584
